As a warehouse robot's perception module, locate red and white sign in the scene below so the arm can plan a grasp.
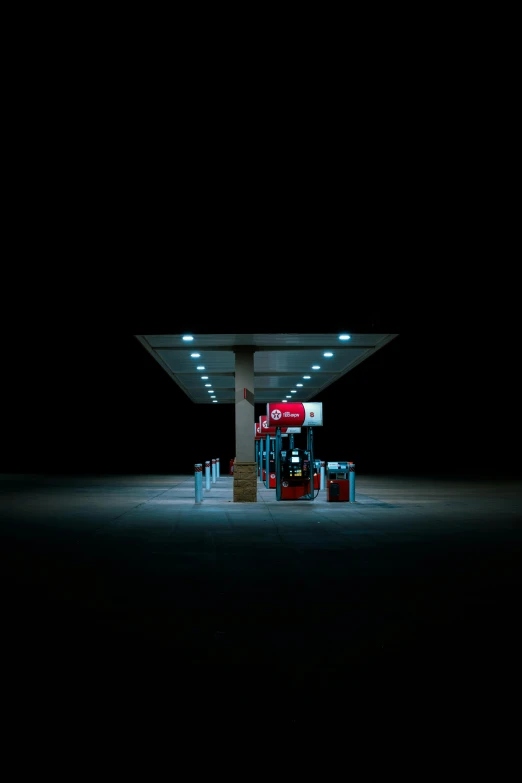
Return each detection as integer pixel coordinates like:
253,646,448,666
258,415,277,436
255,415,301,437
266,402,323,427
256,418,272,438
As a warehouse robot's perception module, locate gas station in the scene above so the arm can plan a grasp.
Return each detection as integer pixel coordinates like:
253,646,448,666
4,330,520,735
135,332,399,502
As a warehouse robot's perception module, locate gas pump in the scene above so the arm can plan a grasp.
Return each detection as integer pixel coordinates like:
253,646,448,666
279,447,311,499
274,425,319,501
262,447,277,488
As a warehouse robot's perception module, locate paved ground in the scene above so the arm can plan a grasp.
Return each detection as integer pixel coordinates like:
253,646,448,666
2,471,521,743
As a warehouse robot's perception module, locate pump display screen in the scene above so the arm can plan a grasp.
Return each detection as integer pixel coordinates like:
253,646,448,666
281,448,311,480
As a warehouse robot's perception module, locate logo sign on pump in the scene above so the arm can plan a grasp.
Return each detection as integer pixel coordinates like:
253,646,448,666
259,415,277,435
257,415,301,436
255,421,268,438
267,402,323,427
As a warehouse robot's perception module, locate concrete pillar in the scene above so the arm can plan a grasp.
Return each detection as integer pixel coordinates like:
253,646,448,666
233,348,257,502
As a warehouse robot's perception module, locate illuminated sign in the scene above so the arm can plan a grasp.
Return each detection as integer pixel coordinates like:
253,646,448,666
256,415,302,437
266,402,323,427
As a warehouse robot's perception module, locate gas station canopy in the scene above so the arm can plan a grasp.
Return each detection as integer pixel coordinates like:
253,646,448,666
135,333,399,405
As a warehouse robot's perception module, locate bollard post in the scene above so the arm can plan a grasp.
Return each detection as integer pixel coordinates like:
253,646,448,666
195,463,203,504
212,458,217,484
205,460,211,491
349,462,355,502
217,458,220,478
320,460,325,490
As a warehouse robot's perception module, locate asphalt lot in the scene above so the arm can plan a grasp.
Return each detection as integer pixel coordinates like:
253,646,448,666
2,472,521,740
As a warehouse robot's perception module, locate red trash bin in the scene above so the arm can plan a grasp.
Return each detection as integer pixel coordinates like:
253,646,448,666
229,458,235,475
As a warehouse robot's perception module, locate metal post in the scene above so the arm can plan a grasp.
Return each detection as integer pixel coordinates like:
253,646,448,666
265,433,270,489
195,463,203,504
349,462,355,502
275,427,281,501
212,458,217,484
305,427,310,495
205,460,211,491
320,460,325,490
217,458,220,478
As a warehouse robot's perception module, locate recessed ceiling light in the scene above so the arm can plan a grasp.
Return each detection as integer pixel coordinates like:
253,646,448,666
296,383,303,387
286,395,292,398
207,389,214,393
201,376,208,380
205,383,211,387
303,375,311,379
190,353,201,358
197,366,205,370
312,365,320,370
212,400,218,403
324,352,333,357
182,335,194,341
339,334,351,341
290,390,297,393
211,395,216,398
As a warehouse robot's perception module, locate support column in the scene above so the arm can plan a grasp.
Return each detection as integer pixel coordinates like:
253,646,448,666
233,348,257,502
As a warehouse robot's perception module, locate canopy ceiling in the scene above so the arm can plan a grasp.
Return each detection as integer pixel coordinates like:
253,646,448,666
135,332,399,405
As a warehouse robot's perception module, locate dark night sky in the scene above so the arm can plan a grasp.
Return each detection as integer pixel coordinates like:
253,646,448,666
3,0,517,480
2,285,520,479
